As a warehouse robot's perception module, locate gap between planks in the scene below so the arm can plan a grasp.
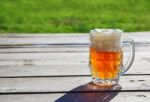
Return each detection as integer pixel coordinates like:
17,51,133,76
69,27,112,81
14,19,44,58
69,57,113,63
0,76,150,93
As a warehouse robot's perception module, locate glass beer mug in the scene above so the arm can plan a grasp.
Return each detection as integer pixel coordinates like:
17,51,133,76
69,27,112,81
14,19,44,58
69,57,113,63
89,29,135,86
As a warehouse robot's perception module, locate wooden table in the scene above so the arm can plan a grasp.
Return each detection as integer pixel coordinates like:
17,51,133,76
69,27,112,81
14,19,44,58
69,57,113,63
0,32,150,102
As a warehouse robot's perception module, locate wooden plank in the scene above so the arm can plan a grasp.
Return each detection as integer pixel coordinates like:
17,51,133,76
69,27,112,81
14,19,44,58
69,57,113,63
0,32,149,35
0,51,146,60
0,52,148,65
0,45,150,53
0,65,90,77
0,36,89,45
0,33,149,45
0,65,88,77
0,57,150,77
0,92,150,102
0,52,89,60
0,59,87,66
0,46,88,53
0,75,150,93
0,51,149,76
0,32,149,37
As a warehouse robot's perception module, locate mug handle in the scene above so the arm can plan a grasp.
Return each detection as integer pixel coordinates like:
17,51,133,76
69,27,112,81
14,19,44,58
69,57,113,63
119,39,135,76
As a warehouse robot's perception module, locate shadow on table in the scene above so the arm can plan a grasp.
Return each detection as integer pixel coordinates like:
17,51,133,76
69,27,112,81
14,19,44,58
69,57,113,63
55,82,121,102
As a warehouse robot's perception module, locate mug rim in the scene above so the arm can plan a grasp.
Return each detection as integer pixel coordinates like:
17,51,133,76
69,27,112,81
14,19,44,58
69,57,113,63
90,28,123,34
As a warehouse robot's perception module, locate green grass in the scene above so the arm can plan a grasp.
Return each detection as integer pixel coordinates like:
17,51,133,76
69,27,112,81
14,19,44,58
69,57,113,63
0,0,149,33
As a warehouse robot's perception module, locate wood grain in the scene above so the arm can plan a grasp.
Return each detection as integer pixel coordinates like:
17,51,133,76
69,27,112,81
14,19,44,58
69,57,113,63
0,92,150,102
0,65,90,77
0,33,149,45
0,51,146,60
0,45,150,53
0,32,149,37
0,52,148,66
0,33,149,102
0,51,149,76
0,75,150,93
0,46,88,53
0,59,149,77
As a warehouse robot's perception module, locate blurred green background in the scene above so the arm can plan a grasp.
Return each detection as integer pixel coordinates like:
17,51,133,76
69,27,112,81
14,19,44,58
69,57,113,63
0,0,149,33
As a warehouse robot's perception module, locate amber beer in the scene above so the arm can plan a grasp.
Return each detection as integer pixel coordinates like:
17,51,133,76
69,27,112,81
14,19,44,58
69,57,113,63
90,48,123,79
89,29,135,86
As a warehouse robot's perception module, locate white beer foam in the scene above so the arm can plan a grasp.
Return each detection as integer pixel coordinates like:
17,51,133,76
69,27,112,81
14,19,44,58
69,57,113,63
90,29,123,51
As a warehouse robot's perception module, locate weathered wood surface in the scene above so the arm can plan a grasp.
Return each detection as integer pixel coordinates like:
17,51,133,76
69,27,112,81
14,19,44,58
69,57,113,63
0,63,149,77
0,92,150,102
0,45,150,53
0,32,149,45
0,51,150,76
0,76,150,93
0,33,150,102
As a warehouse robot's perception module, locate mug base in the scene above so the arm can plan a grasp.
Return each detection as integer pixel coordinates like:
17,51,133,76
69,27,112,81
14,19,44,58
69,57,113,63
92,77,119,87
